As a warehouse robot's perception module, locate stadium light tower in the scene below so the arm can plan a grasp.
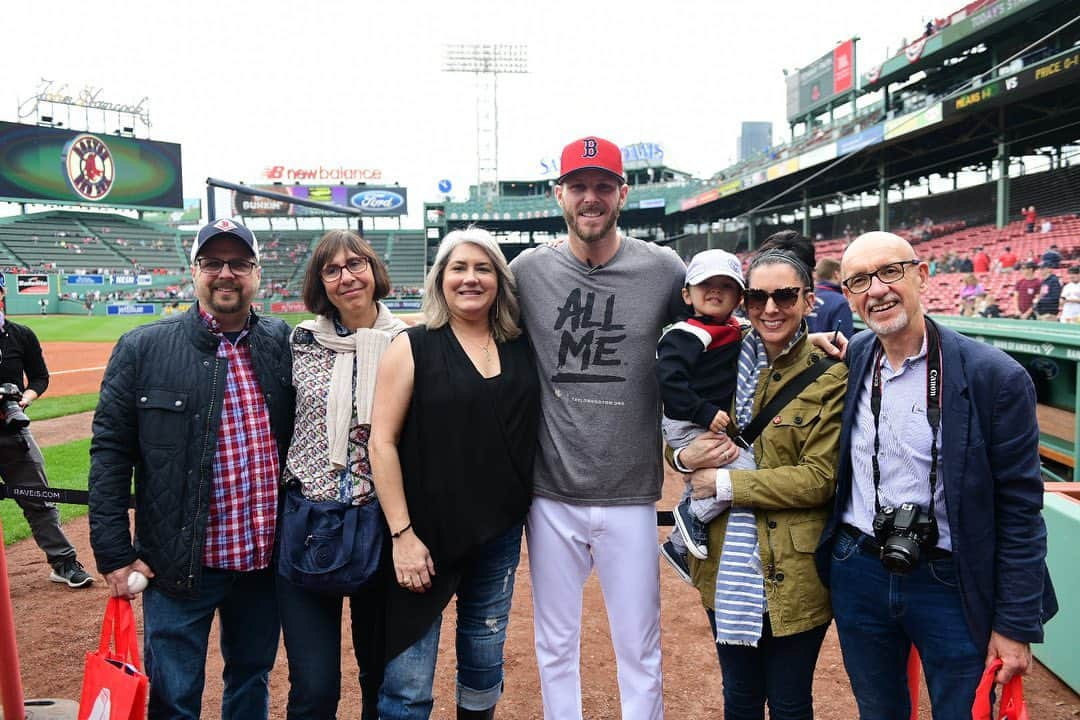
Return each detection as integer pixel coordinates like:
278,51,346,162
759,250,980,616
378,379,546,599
443,44,528,200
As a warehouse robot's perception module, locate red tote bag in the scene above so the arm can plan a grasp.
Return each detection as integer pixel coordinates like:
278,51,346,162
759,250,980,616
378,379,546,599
907,650,1028,720
972,658,1030,720
77,597,149,720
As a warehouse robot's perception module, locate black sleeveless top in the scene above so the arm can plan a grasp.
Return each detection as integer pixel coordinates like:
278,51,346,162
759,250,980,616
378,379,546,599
385,324,540,658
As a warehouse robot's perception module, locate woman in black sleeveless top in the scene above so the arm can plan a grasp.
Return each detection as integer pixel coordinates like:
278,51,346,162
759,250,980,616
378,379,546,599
370,227,539,720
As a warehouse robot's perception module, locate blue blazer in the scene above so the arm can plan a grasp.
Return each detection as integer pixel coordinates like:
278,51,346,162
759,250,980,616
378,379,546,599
815,322,1058,645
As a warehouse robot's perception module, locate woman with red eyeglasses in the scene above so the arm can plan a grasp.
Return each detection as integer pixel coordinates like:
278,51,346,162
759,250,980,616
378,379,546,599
670,248,848,720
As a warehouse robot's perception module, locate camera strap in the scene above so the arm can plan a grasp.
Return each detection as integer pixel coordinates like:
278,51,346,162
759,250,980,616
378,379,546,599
869,318,942,529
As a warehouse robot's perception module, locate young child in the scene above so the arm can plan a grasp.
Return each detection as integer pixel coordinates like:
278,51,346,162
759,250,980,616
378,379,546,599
656,249,756,582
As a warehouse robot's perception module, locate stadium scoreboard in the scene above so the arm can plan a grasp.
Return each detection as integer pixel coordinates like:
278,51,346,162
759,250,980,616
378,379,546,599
0,121,182,210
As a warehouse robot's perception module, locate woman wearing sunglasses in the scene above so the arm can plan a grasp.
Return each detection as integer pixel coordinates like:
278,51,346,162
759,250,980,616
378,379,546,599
672,248,848,720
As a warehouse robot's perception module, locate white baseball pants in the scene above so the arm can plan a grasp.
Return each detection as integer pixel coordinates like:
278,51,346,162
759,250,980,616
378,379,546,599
526,496,664,720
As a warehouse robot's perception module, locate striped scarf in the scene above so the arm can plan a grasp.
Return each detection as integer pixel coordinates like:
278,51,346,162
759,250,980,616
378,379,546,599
713,331,769,646
712,327,807,646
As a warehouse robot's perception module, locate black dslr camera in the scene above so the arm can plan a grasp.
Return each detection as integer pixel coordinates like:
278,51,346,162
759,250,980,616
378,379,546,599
0,382,30,431
871,502,937,574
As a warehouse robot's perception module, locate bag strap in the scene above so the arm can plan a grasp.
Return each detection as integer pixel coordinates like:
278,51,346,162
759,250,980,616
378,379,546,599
99,597,142,671
733,357,838,449
972,658,1028,720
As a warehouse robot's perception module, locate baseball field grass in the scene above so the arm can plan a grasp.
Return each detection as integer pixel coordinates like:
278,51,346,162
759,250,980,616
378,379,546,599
1,439,92,545
28,393,99,421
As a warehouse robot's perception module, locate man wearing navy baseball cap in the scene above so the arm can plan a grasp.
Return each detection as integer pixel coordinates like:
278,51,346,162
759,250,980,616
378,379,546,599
511,137,686,719
90,216,294,717
190,216,260,264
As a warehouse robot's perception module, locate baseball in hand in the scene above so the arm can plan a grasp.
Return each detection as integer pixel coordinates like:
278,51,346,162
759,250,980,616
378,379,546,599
127,571,148,594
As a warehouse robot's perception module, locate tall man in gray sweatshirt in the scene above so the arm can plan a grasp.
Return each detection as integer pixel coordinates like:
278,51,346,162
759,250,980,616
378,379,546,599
511,136,686,720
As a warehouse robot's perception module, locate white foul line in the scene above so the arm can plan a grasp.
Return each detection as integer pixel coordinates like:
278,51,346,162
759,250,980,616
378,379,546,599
50,365,108,376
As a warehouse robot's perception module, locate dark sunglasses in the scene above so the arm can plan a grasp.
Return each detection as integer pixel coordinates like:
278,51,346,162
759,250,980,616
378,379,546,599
743,286,807,311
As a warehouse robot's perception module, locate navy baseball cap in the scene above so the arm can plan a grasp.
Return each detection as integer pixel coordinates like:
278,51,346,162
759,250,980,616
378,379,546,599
190,218,259,262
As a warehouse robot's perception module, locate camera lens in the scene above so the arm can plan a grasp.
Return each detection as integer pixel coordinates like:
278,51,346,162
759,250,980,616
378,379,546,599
881,535,921,574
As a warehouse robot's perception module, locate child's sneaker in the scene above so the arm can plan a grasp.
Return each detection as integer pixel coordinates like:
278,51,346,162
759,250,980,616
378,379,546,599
659,540,692,584
674,498,709,559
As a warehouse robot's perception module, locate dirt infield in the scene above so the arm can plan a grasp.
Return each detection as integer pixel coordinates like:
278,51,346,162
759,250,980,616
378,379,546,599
39,342,114,397
8,450,1080,718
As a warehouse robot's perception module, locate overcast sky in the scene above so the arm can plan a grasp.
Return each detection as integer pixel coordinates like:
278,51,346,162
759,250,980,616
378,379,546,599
4,0,957,221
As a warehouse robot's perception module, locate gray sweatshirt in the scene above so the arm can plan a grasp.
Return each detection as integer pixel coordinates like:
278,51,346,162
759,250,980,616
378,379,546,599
511,235,686,505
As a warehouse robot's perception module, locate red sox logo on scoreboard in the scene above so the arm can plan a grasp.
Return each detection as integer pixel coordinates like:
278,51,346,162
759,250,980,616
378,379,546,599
63,133,115,201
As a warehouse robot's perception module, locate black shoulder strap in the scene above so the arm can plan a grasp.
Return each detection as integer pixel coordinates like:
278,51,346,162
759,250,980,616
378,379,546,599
733,357,838,449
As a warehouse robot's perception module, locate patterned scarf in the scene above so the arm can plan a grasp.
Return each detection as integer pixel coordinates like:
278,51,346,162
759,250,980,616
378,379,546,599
712,330,769,646
296,302,407,469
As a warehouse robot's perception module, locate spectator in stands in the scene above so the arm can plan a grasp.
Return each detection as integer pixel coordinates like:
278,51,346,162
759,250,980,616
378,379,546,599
1024,206,1037,233
972,247,990,273
1059,266,1080,323
1041,244,1061,269
996,245,1018,272
975,289,1002,318
956,254,974,273
812,257,854,338
1035,263,1062,320
1041,218,1053,234
958,274,985,316
0,278,94,590
275,229,406,719
927,254,938,276
371,228,539,720
1013,262,1042,319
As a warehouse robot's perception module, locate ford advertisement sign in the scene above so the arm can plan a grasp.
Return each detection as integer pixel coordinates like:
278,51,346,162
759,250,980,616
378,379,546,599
233,184,408,217
349,188,408,216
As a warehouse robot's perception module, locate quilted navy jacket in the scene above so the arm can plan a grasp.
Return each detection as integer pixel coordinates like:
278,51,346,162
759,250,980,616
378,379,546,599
89,304,294,598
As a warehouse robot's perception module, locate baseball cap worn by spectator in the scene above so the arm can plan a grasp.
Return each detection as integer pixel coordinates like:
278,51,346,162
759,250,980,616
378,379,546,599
684,249,745,289
557,136,625,184
190,218,260,262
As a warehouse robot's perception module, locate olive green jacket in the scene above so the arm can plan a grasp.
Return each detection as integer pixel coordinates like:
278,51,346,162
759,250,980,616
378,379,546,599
685,331,847,637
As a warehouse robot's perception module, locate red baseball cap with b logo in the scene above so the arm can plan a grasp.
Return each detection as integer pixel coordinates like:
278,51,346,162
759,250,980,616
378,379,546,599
556,136,625,184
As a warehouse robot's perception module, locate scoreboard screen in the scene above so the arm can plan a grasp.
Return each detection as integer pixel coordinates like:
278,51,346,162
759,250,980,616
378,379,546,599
0,121,182,210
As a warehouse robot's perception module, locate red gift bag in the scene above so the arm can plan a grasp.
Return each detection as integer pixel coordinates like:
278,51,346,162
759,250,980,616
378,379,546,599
973,658,1029,720
77,597,149,720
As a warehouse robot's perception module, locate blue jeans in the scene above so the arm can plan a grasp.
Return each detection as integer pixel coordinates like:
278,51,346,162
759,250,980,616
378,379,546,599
277,573,385,719
378,522,523,720
829,528,985,720
706,611,828,720
142,566,279,720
